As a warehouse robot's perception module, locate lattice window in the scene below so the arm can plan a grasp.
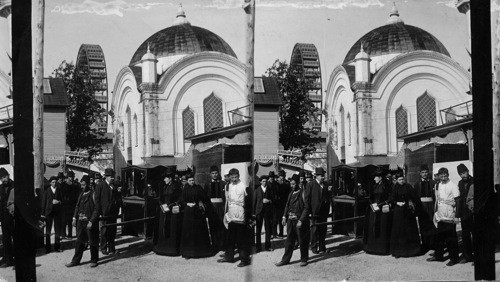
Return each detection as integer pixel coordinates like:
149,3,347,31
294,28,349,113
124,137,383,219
396,106,408,137
339,105,345,147
347,113,351,146
417,92,436,131
126,107,132,148
203,93,223,132
133,114,138,147
183,107,195,138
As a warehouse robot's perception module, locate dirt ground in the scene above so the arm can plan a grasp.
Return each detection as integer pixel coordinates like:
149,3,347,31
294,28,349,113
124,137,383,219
0,229,498,282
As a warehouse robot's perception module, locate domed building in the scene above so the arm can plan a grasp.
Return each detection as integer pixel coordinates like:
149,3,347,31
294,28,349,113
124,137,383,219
111,5,249,173
324,4,470,168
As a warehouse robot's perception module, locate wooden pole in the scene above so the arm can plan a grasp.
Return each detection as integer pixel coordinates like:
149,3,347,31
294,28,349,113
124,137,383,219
12,0,37,280
34,0,44,191
494,4,500,220
243,0,255,202
470,1,496,280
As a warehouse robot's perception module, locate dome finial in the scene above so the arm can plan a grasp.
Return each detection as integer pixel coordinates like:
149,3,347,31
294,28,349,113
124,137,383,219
147,42,151,53
174,3,190,25
360,42,364,53
387,2,404,24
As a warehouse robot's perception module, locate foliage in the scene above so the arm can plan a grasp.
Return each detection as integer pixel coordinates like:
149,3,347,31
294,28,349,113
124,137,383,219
52,61,107,159
264,59,320,157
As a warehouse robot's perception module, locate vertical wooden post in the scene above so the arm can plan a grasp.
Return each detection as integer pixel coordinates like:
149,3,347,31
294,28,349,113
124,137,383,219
243,0,255,193
494,5,500,219
470,1,496,280
12,0,37,280
34,0,44,191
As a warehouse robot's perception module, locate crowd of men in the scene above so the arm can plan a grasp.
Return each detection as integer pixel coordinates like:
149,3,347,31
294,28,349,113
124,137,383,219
0,162,482,270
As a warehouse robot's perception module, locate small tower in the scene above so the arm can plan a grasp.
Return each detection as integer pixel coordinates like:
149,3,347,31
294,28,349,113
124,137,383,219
173,3,190,26
354,43,370,82
141,43,157,83
387,2,404,25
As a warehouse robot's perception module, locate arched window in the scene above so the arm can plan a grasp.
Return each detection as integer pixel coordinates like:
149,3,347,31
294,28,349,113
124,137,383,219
396,106,408,137
133,114,138,147
126,107,132,149
203,93,223,132
347,113,351,146
417,92,436,131
333,121,338,148
339,105,345,147
183,107,195,138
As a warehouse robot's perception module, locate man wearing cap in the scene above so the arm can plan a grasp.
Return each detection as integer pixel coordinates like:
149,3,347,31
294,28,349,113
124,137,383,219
427,167,460,266
204,165,226,251
308,167,330,254
275,170,290,238
94,168,122,255
276,174,310,267
413,164,436,253
456,163,474,263
42,176,64,253
0,168,14,266
253,175,275,252
62,171,80,239
66,175,99,268
218,168,253,267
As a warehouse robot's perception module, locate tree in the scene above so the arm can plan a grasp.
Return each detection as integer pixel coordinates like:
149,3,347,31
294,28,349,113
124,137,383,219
264,59,319,156
52,61,106,159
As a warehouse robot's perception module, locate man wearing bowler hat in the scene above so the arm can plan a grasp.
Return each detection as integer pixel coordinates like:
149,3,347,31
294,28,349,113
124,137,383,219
307,167,330,254
275,170,290,238
94,168,122,255
267,171,279,237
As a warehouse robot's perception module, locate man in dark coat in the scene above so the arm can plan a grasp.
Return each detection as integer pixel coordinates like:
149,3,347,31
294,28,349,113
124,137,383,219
275,170,290,237
253,175,275,252
94,168,122,255
41,176,64,253
203,165,226,251
0,168,14,267
413,164,436,253
308,167,330,254
456,163,474,263
275,174,311,267
267,171,279,237
66,175,99,268
62,171,80,238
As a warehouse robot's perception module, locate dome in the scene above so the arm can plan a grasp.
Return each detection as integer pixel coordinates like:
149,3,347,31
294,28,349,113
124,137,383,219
343,9,450,65
129,8,236,66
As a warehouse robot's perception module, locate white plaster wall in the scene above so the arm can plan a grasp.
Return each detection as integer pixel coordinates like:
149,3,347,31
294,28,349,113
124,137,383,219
325,52,470,164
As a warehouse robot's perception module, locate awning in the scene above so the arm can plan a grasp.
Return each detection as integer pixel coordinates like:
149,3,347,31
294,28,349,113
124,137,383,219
389,145,406,170
0,132,7,148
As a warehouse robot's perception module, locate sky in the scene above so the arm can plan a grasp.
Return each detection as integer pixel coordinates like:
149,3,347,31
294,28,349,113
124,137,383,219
29,0,475,100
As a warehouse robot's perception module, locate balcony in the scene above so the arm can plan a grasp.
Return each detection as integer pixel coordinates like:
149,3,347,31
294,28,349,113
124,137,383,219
439,100,472,124
0,104,13,123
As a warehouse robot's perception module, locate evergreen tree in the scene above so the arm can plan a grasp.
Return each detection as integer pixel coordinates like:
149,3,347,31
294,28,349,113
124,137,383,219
52,61,106,159
264,59,319,157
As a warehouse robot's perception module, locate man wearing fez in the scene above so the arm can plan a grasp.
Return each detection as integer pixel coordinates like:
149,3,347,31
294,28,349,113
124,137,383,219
413,164,436,253
0,168,14,267
276,174,310,267
94,168,122,255
66,175,99,268
204,165,226,250
456,163,474,263
62,171,80,239
308,167,330,254
275,170,290,238
42,176,64,253
253,175,275,252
